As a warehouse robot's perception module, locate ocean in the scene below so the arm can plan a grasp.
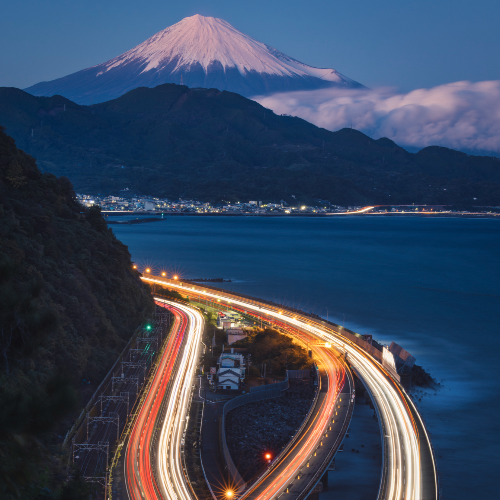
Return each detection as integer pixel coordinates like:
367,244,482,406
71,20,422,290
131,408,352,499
112,216,499,498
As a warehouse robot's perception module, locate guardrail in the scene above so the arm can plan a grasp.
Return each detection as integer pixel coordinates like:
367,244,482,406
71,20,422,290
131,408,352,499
286,369,311,379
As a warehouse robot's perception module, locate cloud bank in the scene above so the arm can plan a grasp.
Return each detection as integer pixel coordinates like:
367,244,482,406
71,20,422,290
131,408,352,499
254,81,500,154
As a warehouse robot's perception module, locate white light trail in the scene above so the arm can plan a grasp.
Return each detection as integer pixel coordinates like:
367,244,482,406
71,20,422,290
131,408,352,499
155,299,203,500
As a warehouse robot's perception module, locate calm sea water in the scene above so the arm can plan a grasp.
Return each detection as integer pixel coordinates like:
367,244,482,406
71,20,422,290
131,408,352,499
113,216,500,498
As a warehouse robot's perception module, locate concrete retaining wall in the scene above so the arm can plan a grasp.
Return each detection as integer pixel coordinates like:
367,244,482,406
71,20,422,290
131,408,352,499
250,378,290,394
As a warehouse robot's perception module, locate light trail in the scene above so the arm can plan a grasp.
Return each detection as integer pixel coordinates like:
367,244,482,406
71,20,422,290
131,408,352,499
124,299,203,500
241,342,346,500
125,302,187,500
142,276,438,500
155,300,203,500
223,305,349,500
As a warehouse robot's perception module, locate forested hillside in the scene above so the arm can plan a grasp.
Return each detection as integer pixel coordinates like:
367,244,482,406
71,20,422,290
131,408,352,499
1,85,499,205
0,127,154,499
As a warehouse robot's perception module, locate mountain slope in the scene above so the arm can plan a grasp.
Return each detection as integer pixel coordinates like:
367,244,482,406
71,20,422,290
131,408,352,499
25,15,363,104
1,85,499,205
0,126,154,498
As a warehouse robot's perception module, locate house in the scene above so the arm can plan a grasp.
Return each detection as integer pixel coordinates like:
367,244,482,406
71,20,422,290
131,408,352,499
216,349,246,391
217,368,241,391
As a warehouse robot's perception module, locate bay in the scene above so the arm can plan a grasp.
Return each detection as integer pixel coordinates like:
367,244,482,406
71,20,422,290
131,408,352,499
113,216,500,498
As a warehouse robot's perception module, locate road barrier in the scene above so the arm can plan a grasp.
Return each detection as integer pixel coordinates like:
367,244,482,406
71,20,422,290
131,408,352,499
287,369,312,379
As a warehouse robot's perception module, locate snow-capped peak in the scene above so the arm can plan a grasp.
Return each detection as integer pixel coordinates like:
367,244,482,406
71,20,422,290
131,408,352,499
26,15,363,105
98,15,353,84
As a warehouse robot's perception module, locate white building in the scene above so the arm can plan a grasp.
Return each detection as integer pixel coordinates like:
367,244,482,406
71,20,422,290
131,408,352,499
217,349,246,391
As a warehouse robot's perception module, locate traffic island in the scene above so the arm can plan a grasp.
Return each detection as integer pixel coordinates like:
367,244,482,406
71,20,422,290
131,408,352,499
226,378,315,482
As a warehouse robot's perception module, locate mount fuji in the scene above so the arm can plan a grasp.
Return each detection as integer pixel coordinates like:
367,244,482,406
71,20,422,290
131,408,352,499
25,15,364,105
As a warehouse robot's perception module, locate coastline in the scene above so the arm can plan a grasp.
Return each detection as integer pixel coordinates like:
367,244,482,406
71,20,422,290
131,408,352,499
104,212,500,220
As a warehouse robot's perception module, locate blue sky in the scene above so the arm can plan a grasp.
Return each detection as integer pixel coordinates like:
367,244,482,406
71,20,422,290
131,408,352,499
1,0,499,91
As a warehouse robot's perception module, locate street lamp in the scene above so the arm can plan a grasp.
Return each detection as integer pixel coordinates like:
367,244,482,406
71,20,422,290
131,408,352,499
226,491,234,498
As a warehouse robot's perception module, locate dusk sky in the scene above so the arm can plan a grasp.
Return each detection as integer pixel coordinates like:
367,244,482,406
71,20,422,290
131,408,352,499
1,0,499,91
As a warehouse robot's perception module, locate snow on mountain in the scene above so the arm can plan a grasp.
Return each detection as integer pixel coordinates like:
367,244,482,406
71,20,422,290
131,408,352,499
25,15,364,105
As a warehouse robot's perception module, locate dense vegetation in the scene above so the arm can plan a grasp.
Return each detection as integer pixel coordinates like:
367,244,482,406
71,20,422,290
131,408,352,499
1,85,499,205
0,127,154,499
152,286,190,303
233,328,310,377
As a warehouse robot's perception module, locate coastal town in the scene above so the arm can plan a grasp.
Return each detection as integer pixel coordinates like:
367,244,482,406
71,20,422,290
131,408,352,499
76,193,499,216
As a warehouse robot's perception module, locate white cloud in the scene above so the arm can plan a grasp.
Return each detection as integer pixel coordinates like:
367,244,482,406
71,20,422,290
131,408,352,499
254,81,500,154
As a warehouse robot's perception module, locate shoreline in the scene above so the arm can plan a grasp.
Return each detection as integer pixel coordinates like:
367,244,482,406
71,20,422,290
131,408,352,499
104,212,500,219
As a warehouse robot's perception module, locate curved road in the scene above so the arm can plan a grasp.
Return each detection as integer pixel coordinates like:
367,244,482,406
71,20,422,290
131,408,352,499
142,276,438,500
240,338,349,500
125,299,203,500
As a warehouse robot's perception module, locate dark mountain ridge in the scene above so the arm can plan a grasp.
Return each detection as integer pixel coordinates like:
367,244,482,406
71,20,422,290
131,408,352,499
1,85,499,205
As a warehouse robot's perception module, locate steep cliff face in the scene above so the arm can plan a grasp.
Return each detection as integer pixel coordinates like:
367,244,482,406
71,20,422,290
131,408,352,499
0,127,154,498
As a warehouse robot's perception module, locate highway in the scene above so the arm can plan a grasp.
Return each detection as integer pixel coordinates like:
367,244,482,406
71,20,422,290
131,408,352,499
222,305,352,499
142,275,438,500
124,299,203,500
240,336,351,500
